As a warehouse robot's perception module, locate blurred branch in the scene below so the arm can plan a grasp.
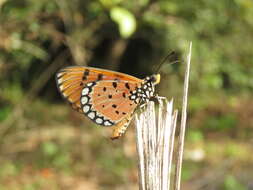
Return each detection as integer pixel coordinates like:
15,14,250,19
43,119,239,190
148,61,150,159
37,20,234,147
55,0,104,65
27,49,70,99
0,49,70,140
55,0,85,65
135,0,157,18
105,39,128,70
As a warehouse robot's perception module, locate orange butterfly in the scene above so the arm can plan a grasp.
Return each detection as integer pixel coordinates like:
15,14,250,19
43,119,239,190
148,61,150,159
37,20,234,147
56,66,160,139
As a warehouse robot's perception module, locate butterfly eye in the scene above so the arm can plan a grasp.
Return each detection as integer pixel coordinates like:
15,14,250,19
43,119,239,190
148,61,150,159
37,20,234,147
150,74,160,85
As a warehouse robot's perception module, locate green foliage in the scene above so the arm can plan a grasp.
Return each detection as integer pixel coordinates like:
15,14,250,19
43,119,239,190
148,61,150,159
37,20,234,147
41,141,71,170
0,161,19,177
187,130,204,143
42,141,59,156
1,0,253,98
223,175,247,190
110,7,136,38
181,163,199,181
0,106,11,121
204,113,238,131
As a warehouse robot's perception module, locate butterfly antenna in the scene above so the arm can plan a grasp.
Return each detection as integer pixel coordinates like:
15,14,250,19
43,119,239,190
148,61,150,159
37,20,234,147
155,51,179,73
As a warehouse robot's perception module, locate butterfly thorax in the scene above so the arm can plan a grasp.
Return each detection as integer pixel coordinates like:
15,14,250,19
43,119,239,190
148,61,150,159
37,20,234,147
129,74,160,104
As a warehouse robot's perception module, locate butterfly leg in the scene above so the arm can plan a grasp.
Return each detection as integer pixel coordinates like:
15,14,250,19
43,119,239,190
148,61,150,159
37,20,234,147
111,114,133,140
139,103,147,109
139,95,166,109
153,94,167,105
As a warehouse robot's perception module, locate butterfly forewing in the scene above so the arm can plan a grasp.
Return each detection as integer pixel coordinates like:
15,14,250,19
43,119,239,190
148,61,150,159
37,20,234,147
56,66,143,115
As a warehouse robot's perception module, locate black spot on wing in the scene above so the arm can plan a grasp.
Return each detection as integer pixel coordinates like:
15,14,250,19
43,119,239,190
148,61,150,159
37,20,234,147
84,69,90,76
82,69,90,80
82,76,87,80
125,83,130,89
112,82,117,88
97,74,103,81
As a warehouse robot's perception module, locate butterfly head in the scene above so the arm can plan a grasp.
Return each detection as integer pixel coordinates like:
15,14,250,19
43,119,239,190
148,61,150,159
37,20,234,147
144,74,160,85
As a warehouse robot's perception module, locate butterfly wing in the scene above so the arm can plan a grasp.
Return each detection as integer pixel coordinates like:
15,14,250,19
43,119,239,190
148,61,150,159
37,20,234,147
80,80,140,126
56,66,142,113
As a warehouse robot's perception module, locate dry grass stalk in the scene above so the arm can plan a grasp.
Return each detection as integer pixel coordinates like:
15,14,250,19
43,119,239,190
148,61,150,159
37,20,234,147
174,42,192,190
135,99,178,190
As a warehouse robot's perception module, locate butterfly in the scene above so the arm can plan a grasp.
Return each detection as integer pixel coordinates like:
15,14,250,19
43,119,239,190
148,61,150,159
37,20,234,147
56,66,160,139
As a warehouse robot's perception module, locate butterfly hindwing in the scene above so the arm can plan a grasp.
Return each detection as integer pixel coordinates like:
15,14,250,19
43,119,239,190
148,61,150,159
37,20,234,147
80,80,140,126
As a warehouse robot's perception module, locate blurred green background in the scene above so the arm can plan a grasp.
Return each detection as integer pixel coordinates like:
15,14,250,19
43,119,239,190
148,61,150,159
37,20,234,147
0,0,253,189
